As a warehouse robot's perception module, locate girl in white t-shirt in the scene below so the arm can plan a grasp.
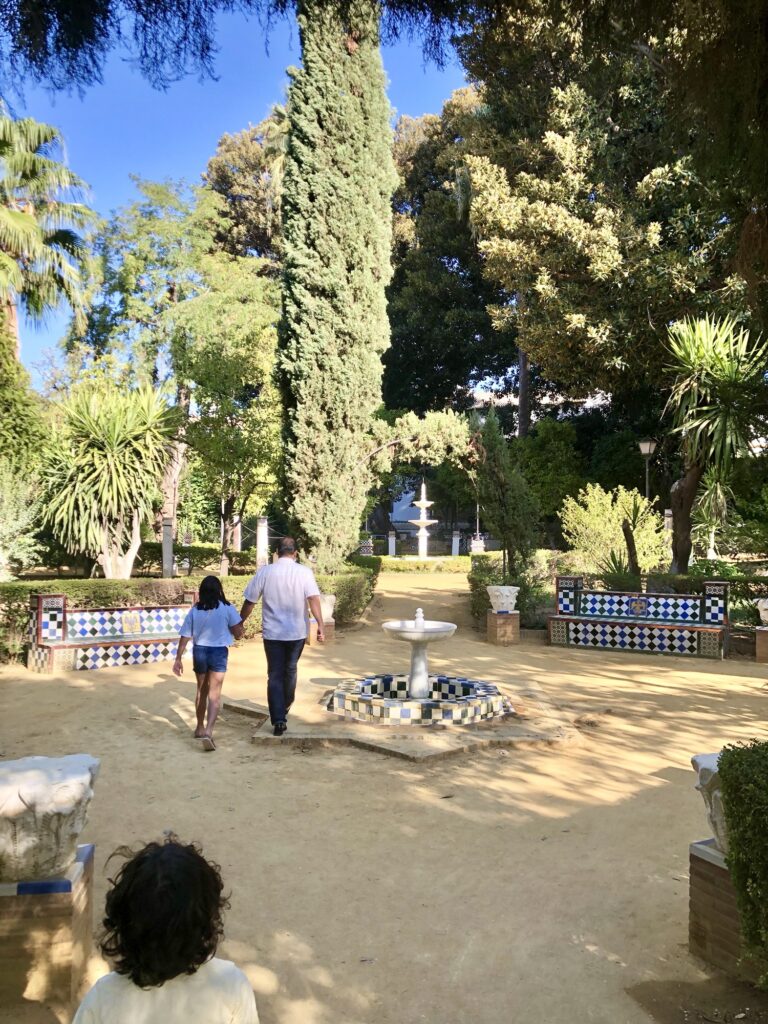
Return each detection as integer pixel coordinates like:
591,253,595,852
174,575,243,751
73,836,259,1024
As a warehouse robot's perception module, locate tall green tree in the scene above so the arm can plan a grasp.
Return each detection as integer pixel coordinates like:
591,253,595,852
0,112,94,357
665,315,768,572
41,384,178,578
280,0,397,571
0,323,44,463
476,408,540,577
172,252,282,571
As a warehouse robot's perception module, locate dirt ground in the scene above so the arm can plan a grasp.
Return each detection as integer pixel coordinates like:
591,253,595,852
3,572,768,1024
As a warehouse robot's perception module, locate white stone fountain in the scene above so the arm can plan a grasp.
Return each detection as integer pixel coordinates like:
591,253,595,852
326,607,511,726
381,607,456,698
408,481,438,560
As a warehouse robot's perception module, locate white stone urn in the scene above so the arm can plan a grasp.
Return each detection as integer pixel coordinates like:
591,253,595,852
691,752,729,854
0,754,100,881
486,585,521,613
318,593,337,624
754,598,768,625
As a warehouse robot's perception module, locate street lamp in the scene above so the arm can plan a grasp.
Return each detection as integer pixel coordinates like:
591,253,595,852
638,438,657,500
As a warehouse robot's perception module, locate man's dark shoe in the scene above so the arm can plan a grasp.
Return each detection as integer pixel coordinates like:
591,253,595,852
273,722,287,737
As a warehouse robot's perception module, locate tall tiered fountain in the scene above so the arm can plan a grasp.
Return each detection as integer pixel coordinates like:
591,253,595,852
326,607,512,726
408,481,438,559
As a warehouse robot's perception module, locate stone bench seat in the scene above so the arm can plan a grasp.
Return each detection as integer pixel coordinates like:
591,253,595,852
547,577,729,659
26,594,196,673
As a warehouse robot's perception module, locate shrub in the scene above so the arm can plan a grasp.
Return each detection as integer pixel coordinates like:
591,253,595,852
719,740,768,983
559,484,668,573
0,567,376,661
349,554,470,574
467,552,550,629
0,460,41,580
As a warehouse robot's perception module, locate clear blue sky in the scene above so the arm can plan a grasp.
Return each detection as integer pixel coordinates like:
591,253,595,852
13,13,465,385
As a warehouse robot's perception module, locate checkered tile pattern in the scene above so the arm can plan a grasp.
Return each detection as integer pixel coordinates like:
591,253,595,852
74,640,178,671
644,595,701,622
582,592,636,617
558,590,575,614
67,609,124,639
139,607,188,634
703,584,728,625
39,607,65,641
568,620,699,655
327,675,511,726
26,644,51,672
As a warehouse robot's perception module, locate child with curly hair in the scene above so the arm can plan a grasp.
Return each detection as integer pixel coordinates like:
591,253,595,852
73,836,258,1023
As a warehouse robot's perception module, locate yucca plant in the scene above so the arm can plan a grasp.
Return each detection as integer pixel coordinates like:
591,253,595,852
41,386,178,578
665,315,768,572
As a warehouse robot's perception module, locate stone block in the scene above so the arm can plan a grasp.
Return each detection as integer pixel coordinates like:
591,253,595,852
756,626,768,662
487,610,520,646
0,844,94,1018
307,620,335,645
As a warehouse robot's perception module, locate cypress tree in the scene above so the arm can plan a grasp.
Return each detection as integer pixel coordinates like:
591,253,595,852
280,0,396,571
0,326,44,468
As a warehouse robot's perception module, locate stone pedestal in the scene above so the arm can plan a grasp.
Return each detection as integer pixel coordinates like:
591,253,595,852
689,839,765,982
307,620,335,645
0,844,94,1017
756,626,768,662
487,610,520,646
470,536,485,554
387,532,396,557
451,531,460,557
161,516,174,578
256,517,269,568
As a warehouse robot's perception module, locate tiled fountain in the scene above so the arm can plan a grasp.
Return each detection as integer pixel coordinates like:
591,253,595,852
326,608,512,726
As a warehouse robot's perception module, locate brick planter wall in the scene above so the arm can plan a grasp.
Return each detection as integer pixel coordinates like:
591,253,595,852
689,839,766,983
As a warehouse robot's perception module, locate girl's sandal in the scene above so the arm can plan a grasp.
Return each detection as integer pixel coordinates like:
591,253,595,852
201,735,216,752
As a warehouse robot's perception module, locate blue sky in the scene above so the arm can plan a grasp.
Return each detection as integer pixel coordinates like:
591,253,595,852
13,13,466,385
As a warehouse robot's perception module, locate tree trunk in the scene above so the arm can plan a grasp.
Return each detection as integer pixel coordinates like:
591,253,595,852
153,384,189,539
517,348,530,438
670,464,705,574
220,495,237,577
621,518,640,578
98,512,143,579
2,299,20,360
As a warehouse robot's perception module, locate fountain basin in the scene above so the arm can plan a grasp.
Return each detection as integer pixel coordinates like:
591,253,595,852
381,619,456,643
326,674,510,726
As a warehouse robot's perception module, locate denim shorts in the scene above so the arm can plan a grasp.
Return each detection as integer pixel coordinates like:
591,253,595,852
192,645,229,674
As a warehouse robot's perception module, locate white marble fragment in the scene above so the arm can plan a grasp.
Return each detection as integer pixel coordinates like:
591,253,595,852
318,594,337,625
0,754,100,881
487,585,521,613
754,598,768,625
692,752,729,854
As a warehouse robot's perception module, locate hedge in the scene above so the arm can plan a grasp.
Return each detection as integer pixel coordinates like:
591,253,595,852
349,554,471,574
0,567,376,662
135,543,261,576
719,740,768,984
467,553,550,629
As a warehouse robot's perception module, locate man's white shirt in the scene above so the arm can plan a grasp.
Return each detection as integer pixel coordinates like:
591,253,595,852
243,557,320,640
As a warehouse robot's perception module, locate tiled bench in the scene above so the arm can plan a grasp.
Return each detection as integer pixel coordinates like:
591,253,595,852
548,576,729,659
26,593,196,673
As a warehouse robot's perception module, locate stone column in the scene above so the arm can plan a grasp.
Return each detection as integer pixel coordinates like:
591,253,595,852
256,517,269,567
161,516,174,578
388,531,396,557
0,755,100,1019
232,516,242,553
451,531,460,556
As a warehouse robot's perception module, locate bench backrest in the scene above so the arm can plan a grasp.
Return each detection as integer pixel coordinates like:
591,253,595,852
555,577,728,626
30,594,196,645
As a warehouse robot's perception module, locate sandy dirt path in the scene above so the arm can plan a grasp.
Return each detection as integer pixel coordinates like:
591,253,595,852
3,572,768,1024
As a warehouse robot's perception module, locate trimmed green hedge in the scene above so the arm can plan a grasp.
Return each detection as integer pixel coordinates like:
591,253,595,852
350,554,471,574
135,543,261,576
467,553,550,629
719,740,768,984
0,566,376,662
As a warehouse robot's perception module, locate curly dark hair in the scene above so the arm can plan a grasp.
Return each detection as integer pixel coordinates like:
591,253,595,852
197,575,230,612
99,836,229,988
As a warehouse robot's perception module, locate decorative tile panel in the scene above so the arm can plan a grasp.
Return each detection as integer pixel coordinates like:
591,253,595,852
139,607,188,635
327,675,510,726
703,582,729,625
26,644,51,673
568,620,700,655
67,609,124,639
558,590,575,614
39,597,66,641
643,595,701,622
699,629,723,658
549,618,569,645
74,640,178,671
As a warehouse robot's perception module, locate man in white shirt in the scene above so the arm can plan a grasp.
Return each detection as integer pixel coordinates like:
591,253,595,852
240,537,324,736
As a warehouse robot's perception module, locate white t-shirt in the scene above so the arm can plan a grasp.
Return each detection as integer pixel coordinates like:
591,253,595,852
242,557,320,641
72,957,258,1024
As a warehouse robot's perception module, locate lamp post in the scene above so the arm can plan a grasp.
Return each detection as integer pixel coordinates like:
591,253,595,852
638,438,657,500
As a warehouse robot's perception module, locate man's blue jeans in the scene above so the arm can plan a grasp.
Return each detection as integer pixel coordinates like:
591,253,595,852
263,638,306,725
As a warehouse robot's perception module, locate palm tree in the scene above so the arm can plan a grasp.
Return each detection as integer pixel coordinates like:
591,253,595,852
41,385,178,578
0,111,95,357
665,315,768,572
